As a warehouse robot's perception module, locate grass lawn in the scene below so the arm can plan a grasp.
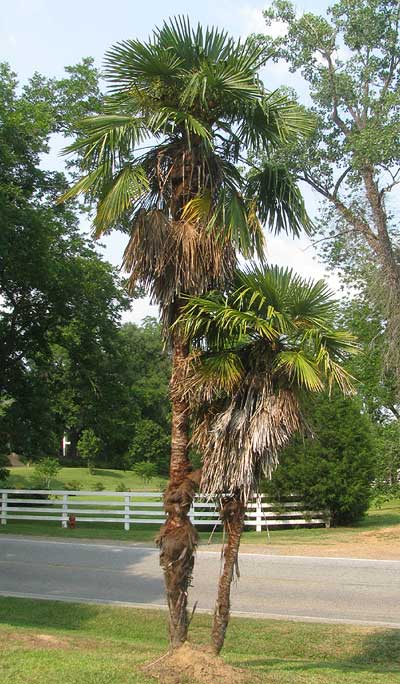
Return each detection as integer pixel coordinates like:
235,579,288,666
4,466,167,492
0,597,399,683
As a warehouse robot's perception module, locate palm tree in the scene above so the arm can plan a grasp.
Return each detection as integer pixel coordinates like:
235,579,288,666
60,17,313,647
177,265,357,653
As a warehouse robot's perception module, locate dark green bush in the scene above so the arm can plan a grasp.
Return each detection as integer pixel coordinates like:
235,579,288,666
265,393,377,525
0,454,10,483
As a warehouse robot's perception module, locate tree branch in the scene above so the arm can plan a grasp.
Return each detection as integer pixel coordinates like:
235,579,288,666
333,167,351,198
325,52,352,136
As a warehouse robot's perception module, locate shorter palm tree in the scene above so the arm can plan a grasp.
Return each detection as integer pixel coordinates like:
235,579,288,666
177,265,357,653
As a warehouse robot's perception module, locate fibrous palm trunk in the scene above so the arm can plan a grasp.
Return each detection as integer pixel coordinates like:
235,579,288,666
156,332,201,648
211,496,245,654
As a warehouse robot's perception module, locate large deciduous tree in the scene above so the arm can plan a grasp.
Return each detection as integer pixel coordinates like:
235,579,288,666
0,61,131,460
178,265,356,653
259,0,400,387
61,17,312,647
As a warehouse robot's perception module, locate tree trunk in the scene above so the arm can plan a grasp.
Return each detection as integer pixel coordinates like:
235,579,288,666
211,497,245,655
156,331,201,649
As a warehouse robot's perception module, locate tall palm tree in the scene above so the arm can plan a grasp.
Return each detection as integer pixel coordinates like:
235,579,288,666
177,265,357,653
60,17,313,647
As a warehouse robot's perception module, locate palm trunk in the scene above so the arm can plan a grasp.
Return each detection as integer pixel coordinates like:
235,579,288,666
156,332,200,649
211,497,245,654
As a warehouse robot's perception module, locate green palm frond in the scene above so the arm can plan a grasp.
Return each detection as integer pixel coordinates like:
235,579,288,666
104,39,182,90
274,350,325,391
246,163,313,237
178,295,279,345
57,164,111,204
62,115,148,166
93,165,149,235
192,351,245,397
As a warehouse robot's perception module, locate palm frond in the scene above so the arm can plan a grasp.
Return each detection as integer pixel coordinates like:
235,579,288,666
93,165,149,236
246,162,313,237
104,38,182,91
194,380,303,499
274,350,325,392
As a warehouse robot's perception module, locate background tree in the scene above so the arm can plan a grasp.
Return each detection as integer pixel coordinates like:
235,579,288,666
315,197,400,495
34,457,61,490
77,429,102,473
133,461,158,484
259,0,400,387
128,420,170,475
178,264,356,653
266,392,376,525
61,17,313,647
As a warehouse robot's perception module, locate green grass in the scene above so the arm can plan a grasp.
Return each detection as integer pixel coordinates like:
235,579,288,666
0,597,399,683
4,466,167,492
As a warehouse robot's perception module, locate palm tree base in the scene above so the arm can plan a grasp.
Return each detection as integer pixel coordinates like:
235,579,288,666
144,640,252,684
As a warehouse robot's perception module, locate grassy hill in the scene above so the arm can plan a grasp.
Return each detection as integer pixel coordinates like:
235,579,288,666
4,466,167,492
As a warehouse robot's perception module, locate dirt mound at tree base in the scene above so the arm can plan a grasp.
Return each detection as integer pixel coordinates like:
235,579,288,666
145,642,258,684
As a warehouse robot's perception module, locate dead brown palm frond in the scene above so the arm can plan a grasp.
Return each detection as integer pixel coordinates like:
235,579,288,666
123,213,237,332
193,373,303,501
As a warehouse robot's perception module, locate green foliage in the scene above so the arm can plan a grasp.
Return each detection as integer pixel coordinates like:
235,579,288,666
77,429,102,472
128,419,170,475
266,393,377,525
133,461,157,484
373,422,400,501
92,481,105,492
33,458,61,490
0,62,132,463
61,17,313,338
179,265,356,496
64,480,82,491
115,482,128,492
258,0,400,386
0,455,9,483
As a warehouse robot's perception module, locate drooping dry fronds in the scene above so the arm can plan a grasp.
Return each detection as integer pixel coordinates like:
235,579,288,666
123,211,237,331
193,374,303,501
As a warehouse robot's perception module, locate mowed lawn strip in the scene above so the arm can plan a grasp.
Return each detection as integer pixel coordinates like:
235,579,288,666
0,597,399,684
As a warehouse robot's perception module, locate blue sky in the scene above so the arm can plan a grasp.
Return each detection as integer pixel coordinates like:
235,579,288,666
2,0,336,322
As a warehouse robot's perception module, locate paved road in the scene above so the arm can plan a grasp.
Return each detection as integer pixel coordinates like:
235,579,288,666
1,536,400,628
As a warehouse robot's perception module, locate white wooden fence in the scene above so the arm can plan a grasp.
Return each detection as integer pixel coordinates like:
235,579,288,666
0,489,330,531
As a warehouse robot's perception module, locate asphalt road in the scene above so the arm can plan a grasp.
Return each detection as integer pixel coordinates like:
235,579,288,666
1,536,400,628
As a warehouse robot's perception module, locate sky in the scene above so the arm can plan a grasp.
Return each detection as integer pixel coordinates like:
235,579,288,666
1,0,336,323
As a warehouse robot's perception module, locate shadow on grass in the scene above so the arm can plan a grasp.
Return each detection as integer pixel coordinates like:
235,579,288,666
239,629,400,676
0,596,170,651
358,512,400,529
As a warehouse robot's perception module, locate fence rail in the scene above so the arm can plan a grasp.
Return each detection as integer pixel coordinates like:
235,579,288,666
0,489,330,531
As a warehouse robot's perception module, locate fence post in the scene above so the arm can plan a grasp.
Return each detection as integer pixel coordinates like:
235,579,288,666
61,493,68,528
1,492,7,526
256,494,262,532
124,494,130,531
189,498,195,526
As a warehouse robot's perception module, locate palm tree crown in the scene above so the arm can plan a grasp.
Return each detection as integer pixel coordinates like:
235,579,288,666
177,265,358,499
61,17,312,325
